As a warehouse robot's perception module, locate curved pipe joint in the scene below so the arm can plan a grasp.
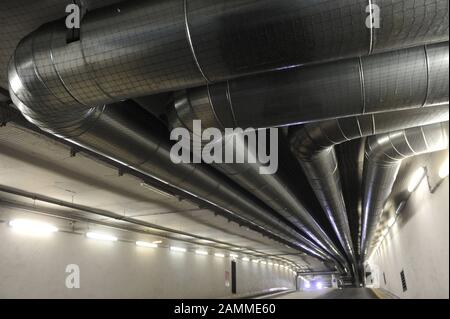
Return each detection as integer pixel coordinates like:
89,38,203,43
361,122,449,259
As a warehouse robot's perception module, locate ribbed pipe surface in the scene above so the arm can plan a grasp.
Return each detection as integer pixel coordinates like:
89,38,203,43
361,121,449,259
174,43,448,128
290,106,449,263
7,0,449,118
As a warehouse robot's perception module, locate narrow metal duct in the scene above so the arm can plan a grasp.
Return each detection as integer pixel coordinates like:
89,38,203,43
168,105,349,269
290,106,449,266
173,42,448,128
7,0,448,113
361,121,449,259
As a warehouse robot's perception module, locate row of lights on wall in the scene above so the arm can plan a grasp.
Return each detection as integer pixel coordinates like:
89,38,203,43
7,219,299,273
373,156,449,255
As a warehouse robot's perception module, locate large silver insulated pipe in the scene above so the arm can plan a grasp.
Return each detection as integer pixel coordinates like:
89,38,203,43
6,0,449,114
290,106,449,264
361,121,449,259
168,104,349,269
173,42,448,128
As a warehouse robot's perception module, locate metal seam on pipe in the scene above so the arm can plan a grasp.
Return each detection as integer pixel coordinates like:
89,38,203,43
225,81,238,128
78,27,115,102
175,42,448,129
358,56,367,115
367,0,374,55
183,0,210,84
206,86,225,130
49,33,82,106
31,35,66,108
423,45,430,107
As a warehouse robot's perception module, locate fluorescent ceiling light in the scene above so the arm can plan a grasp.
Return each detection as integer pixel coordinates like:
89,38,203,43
229,253,239,258
242,257,250,262
152,240,163,244
136,241,158,248
439,157,449,178
407,167,426,192
86,232,117,242
9,219,58,235
214,253,225,258
252,259,259,263
268,262,273,266
170,246,186,253
195,250,208,255
260,260,267,265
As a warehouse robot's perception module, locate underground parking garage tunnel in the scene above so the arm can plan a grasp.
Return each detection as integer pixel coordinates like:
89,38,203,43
0,0,448,305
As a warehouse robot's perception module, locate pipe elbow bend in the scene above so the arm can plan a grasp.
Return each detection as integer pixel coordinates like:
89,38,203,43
8,24,103,138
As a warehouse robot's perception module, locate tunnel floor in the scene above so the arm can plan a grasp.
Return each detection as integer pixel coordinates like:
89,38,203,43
273,288,380,299
318,288,379,299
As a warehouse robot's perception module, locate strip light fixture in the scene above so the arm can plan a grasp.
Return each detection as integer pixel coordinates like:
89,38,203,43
170,246,186,253
136,241,158,248
9,219,58,235
86,232,118,242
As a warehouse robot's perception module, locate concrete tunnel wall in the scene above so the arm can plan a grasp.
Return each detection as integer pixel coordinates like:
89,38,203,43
368,178,449,299
0,215,296,298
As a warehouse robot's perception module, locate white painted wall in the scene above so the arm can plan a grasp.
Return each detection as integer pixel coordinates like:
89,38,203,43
368,178,449,299
0,222,295,298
